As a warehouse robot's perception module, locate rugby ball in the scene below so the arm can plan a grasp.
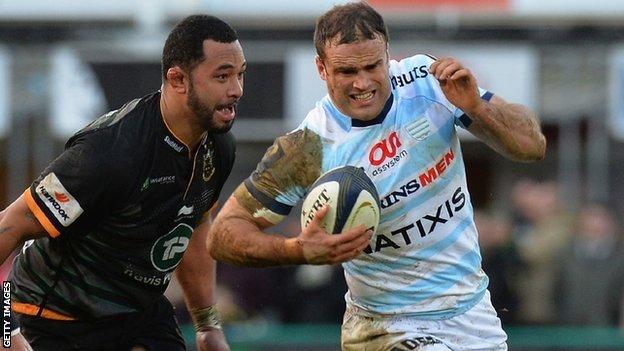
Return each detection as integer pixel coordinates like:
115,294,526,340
301,166,381,234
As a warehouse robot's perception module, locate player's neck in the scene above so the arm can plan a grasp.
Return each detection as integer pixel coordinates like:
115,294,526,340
160,89,205,152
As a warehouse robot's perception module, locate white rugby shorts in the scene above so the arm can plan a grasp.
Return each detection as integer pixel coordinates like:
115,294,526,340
341,290,507,351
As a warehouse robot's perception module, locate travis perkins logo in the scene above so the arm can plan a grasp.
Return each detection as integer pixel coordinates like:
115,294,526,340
39,185,69,221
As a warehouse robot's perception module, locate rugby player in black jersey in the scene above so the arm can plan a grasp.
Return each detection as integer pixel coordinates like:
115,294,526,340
0,15,244,351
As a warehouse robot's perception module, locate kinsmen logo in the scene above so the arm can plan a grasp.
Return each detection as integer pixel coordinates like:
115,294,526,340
54,192,69,203
369,131,402,166
150,223,193,272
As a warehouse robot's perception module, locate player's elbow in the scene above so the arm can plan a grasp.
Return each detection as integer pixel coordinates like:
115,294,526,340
506,132,547,162
523,133,547,161
207,225,227,263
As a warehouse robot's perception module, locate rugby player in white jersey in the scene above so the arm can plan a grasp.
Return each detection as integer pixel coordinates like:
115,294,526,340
210,2,545,350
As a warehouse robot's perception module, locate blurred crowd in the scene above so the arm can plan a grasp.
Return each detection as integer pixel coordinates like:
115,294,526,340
3,179,623,328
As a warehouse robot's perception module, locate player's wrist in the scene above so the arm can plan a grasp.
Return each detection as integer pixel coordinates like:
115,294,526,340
284,237,306,264
190,305,222,332
463,99,489,120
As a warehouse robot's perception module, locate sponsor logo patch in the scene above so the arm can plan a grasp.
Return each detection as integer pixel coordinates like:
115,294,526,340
35,173,83,226
164,135,184,153
177,205,194,217
150,223,193,272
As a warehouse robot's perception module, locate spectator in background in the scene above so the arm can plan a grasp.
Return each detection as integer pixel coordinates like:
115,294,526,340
554,204,624,326
476,212,522,325
511,180,573,324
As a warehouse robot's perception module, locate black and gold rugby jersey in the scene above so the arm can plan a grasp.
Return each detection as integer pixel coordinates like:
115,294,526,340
10,91,235,320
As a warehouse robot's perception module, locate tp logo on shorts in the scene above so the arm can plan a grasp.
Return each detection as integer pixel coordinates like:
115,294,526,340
369,131,402,166
35,172,83,226
150,223,193,272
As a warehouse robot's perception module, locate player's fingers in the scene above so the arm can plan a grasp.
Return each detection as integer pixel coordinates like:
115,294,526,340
334,233,371,258
429,59,440,73
429,57,455,78
431,60,452,79
332,238,371,262
449,68,472,81
334,225,369,244
429,56,452,73
307,205,330,231
334,229,373,255
439,62,462,81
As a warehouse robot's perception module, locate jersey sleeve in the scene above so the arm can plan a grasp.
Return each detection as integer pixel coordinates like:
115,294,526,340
392,54,494,129
24,134,125,237
233,128,323,224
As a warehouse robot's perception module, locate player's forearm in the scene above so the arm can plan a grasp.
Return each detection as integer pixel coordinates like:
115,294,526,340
0,197,46,265
467,99,546,162
210,216,304,267
177,223,217,308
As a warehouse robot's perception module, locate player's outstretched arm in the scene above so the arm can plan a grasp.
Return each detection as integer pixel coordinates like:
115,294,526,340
209,196,372,267
0,195,46,265
429,57,546,162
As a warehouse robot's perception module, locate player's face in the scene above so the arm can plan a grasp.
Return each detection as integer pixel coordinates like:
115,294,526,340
187,39,246,133
316,36,390,121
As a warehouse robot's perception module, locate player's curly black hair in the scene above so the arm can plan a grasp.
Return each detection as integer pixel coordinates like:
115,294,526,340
161,15,238,79
314,1,388,60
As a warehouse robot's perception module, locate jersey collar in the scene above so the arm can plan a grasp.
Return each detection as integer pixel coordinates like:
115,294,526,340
157,92,192,157
323,92,394,131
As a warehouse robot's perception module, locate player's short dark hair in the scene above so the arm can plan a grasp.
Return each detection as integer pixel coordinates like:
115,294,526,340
314,1,388,60
162,15,238,79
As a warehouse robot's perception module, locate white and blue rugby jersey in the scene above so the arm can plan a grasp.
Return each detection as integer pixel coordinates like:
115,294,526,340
235,54,494,320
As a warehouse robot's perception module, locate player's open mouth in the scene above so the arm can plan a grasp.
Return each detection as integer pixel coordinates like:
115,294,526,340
350,91,375,102
215,103,237,121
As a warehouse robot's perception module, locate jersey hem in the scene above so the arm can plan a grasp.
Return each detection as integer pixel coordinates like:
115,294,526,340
13,302,76,321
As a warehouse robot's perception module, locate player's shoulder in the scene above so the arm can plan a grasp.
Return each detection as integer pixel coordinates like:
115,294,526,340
66,92,160,153
272,127,322,159
255,127,322,184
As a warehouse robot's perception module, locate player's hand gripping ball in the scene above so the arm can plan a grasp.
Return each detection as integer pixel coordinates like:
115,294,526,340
301,166,381,235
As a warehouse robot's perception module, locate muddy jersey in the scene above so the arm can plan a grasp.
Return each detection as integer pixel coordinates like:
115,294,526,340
10,91,235,320
236,54,493,319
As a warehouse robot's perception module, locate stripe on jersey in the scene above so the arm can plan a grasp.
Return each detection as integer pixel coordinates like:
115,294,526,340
244,179,292,216
23,189,60,237
12,302,75,321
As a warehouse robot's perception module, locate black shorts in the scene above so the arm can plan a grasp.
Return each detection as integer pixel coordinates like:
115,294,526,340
17,296,185,351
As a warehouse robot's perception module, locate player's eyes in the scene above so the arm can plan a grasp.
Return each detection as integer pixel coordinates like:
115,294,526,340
215,74,229,81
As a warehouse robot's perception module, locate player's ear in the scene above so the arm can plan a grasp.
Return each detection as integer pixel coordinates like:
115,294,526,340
315,56,328,82
165,66,188,94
